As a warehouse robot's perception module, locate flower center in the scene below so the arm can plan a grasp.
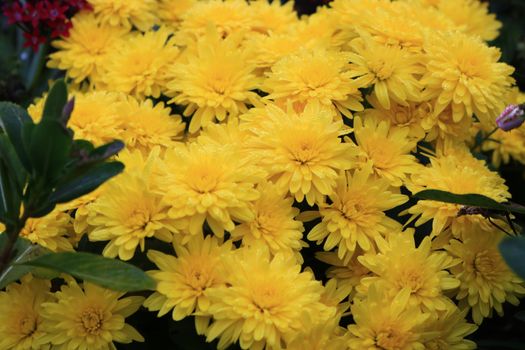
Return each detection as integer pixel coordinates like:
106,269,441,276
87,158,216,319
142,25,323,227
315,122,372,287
253,286,280,313
375,327,409,349
186,265,212,293
369,60,394,80
80,308,103,335
473,250,501,280
399,270,424,293
291,140,319,164
19,315,37,337
128,209,151,230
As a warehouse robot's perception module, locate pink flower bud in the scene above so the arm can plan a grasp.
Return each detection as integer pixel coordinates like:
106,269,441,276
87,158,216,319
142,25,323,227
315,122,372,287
496,104,525,131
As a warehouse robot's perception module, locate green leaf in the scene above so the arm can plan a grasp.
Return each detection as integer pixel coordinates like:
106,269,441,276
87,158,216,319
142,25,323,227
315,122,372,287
19,252,156,292
413,189,525,215
0,102,32,170
0,134,27,196
27,120,72,183
42,79,68,122
499,236,525,280
50,161,124,204
0,236,48,290
0,158,20,224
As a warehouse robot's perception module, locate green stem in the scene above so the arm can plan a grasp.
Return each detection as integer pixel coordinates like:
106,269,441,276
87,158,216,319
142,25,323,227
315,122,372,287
0,211,29,276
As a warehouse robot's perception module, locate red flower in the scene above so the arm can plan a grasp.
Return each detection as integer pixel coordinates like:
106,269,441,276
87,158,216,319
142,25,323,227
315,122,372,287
43,1,69,22
23,2,48,28
22,29,47,51
3,2,26,25
49,19,73,38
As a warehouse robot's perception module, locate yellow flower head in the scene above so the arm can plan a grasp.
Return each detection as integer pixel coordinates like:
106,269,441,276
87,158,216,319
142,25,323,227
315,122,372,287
436,0,501,41
144,235,232,334
347,284,429,350
28,90,125,147
47,12,130,85
248,0,297,34
88,0,158,31
115,97,185,154
348,36,424,109
0,275,52,350
102,27,179,99
357,231,460,312
162,142,265,238
157,0,197,27
175,0,253,45
307,167,407,261
263,48,364,118
406,144,510,237
421,102,474,145
19,210,73,252
205,245,335,350
421,31,514,126
422,301,477,350
88,150,179,260
231,182,305,262
287,316,348,350
351,116,419,187
244,103,356,205
482,126,525,167
445,227,525,324
41,279,144,349
167,28,261,133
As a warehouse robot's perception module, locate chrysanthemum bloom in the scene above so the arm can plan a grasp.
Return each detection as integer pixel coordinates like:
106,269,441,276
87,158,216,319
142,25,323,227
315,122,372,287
28,90,124,147
88,0,157,31
364,95,427,141
263,48,363,118
330,0,392,31
244,103,356,205
231,182,305,262
175,0,253,45
421,31,514,127
357,232,460,312
436,0,501,41
162,142,264,238
144,236,232,334
421,102,474,145
287,317,348,350
319,278,352,318
405,144,510,237
41,279,144,349
482,127,525,167
102,27,179,99
47,12,130,85
445,227,525,324
305,167,407,261
248,0,297,34
157,0,197,27
422,301,477,350
347,284,429,350
115,97,185,154
196,119,252,150
350,116,419,187
166,28,261,133
205,245,335,350
88,151,180,260
19,210,74,252
347,36,424,109
0,275,53,350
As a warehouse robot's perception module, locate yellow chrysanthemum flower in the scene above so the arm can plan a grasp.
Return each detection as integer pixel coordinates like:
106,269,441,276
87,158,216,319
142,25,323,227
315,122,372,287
421,103,474,145
248,0,297,34
421,31,514,126
18,210,73,252
347,284,429,350
436,0,501,41
175,0,253,45
481,123,525,167
351,116,419,187
263,48,363,118
205,245,335,350
348,36,424,109
405,144,510,237
157,0,197,27
115,97,185,154
231,182,305,262
162,142,264,238
88,0,158,31
144,235,232,334
330,0,392,31
28,90,124,147
0,275,52,350
422,301,477,350
41,279,144,349
102,27,179,99
244,103,356,205
287,317,348,350
166,28,261,133
445,227,525,324
47,12,129,85
88,151,179,260
357,232,460,312
306,167,407,261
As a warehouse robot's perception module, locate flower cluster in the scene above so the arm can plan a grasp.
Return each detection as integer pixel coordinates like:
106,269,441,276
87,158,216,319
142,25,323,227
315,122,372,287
3,0,525,349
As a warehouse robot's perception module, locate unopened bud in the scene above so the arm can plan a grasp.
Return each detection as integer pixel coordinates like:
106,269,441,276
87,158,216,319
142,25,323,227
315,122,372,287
496,104,525,131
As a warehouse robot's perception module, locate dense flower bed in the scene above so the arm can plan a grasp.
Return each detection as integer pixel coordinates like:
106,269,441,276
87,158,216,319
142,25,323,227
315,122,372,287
1,0,525,349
